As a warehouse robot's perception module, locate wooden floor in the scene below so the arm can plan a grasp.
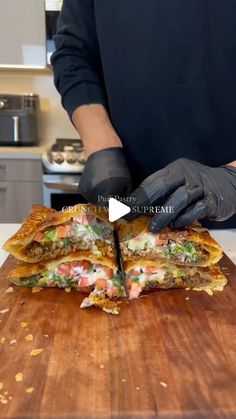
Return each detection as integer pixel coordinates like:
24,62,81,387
0,254,236,419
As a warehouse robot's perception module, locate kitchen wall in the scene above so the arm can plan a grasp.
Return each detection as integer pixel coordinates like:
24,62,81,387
0,69,78,146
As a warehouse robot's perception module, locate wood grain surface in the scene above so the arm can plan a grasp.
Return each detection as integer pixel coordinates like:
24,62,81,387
0,254,236,419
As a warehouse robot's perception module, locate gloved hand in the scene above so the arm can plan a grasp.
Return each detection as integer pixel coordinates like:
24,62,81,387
126,158,236,231
78,147,132,203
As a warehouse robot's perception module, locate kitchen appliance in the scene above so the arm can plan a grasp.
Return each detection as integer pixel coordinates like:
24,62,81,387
42,138,86,209
45,0,62,65
0,94,39,146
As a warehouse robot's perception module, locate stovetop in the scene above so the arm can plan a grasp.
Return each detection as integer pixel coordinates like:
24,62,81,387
42,138,86,173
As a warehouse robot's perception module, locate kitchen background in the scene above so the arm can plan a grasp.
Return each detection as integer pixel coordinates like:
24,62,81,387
0,0,85,223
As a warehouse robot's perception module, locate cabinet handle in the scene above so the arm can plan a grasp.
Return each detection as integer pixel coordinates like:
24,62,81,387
13,116,20,143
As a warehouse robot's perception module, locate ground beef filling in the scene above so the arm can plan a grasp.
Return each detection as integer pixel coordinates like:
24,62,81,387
143,272,208,291
122,241,208,264
26,238,112,261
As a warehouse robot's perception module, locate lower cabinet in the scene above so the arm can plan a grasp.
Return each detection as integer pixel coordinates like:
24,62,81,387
0,158,43,223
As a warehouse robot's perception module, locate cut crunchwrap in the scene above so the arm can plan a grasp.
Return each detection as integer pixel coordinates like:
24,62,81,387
3,204,114,263
124,258,227,299
117,217,222,267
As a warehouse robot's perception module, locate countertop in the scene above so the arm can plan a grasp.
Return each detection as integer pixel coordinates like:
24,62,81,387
0,224,236,267
0,146,46,159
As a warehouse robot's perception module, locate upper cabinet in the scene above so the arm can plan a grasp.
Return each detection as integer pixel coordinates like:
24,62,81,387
0,0,46,69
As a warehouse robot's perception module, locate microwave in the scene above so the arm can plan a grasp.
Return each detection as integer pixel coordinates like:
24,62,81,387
45,0,62,65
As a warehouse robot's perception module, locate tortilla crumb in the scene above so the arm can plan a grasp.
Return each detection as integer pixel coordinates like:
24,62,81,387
30,348,43,356
185,297,190,300
0,397,8,405
160,381,167,388
136,386,140,391
20,322,28,328
0,337,6,344
185,288,190,291
26,387,34,393
43,334,49,338
32,287,42,294
0,383,3,391
15,372,23,382
9,396,12,400
5,287,14,294
10,339,16,345
0,308,9,314
121,379,127,382
65,288,71,293
25,334,33,342
100,364,104,369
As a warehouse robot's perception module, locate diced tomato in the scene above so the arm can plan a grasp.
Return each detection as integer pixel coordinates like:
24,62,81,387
144,266,157,273
129,268,141,276
95,278,107,290
79,276,90,288
125,279,133,289
79,260,91,270
129,283,142,299
34,231,44,243
55,263,71,275
48,280,56,287
102,266,114,278
107,287,118,299
56,224,72,239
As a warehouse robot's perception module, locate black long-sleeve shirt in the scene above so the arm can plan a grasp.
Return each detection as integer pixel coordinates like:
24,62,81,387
51,0,236,184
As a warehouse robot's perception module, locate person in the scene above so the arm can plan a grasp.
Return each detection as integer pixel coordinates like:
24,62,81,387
51,0,236,231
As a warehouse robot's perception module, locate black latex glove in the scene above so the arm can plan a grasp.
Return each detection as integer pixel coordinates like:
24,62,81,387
127,158,236,232
78,147,132,203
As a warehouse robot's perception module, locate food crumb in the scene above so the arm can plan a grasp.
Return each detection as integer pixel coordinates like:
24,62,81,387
121,379,127,382
136,386,140,391
0,308,9,314
30,348,43,356
9,396,13,400
10,339,16,345
65,288,71,293
0,383,3,391
20,322,28,328
185,288,190,291
0,397,8,405
43,334,49,338
25,334,33,342
0,337,6,344
5,287,14,294
185,297,190,300
4,391,8,396
15,372,23,382
32,287,42,294
90,353,94,358
160,381,167,388
26,387,34,394
100,364,104,369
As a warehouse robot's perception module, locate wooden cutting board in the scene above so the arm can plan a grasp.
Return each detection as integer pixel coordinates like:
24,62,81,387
0,254,236,419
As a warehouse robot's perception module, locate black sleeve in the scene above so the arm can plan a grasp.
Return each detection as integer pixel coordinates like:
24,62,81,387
51,0,107,119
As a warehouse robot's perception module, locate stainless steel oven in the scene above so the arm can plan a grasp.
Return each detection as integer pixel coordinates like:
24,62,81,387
43,174,86,210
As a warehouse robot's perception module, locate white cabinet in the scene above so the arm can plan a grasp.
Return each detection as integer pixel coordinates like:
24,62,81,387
0,159,43,222
0,0,46,68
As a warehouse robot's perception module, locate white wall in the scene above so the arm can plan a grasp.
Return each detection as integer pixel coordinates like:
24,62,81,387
0,69,78,146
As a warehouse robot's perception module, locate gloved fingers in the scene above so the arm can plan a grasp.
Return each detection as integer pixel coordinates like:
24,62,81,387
148,184,203,232
125,171,184,221
170,195,217,228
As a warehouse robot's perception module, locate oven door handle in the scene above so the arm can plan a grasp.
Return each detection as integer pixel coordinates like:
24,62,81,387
44,181,79,192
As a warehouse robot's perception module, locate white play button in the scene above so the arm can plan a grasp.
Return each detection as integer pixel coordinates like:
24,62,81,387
108,198,131,222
